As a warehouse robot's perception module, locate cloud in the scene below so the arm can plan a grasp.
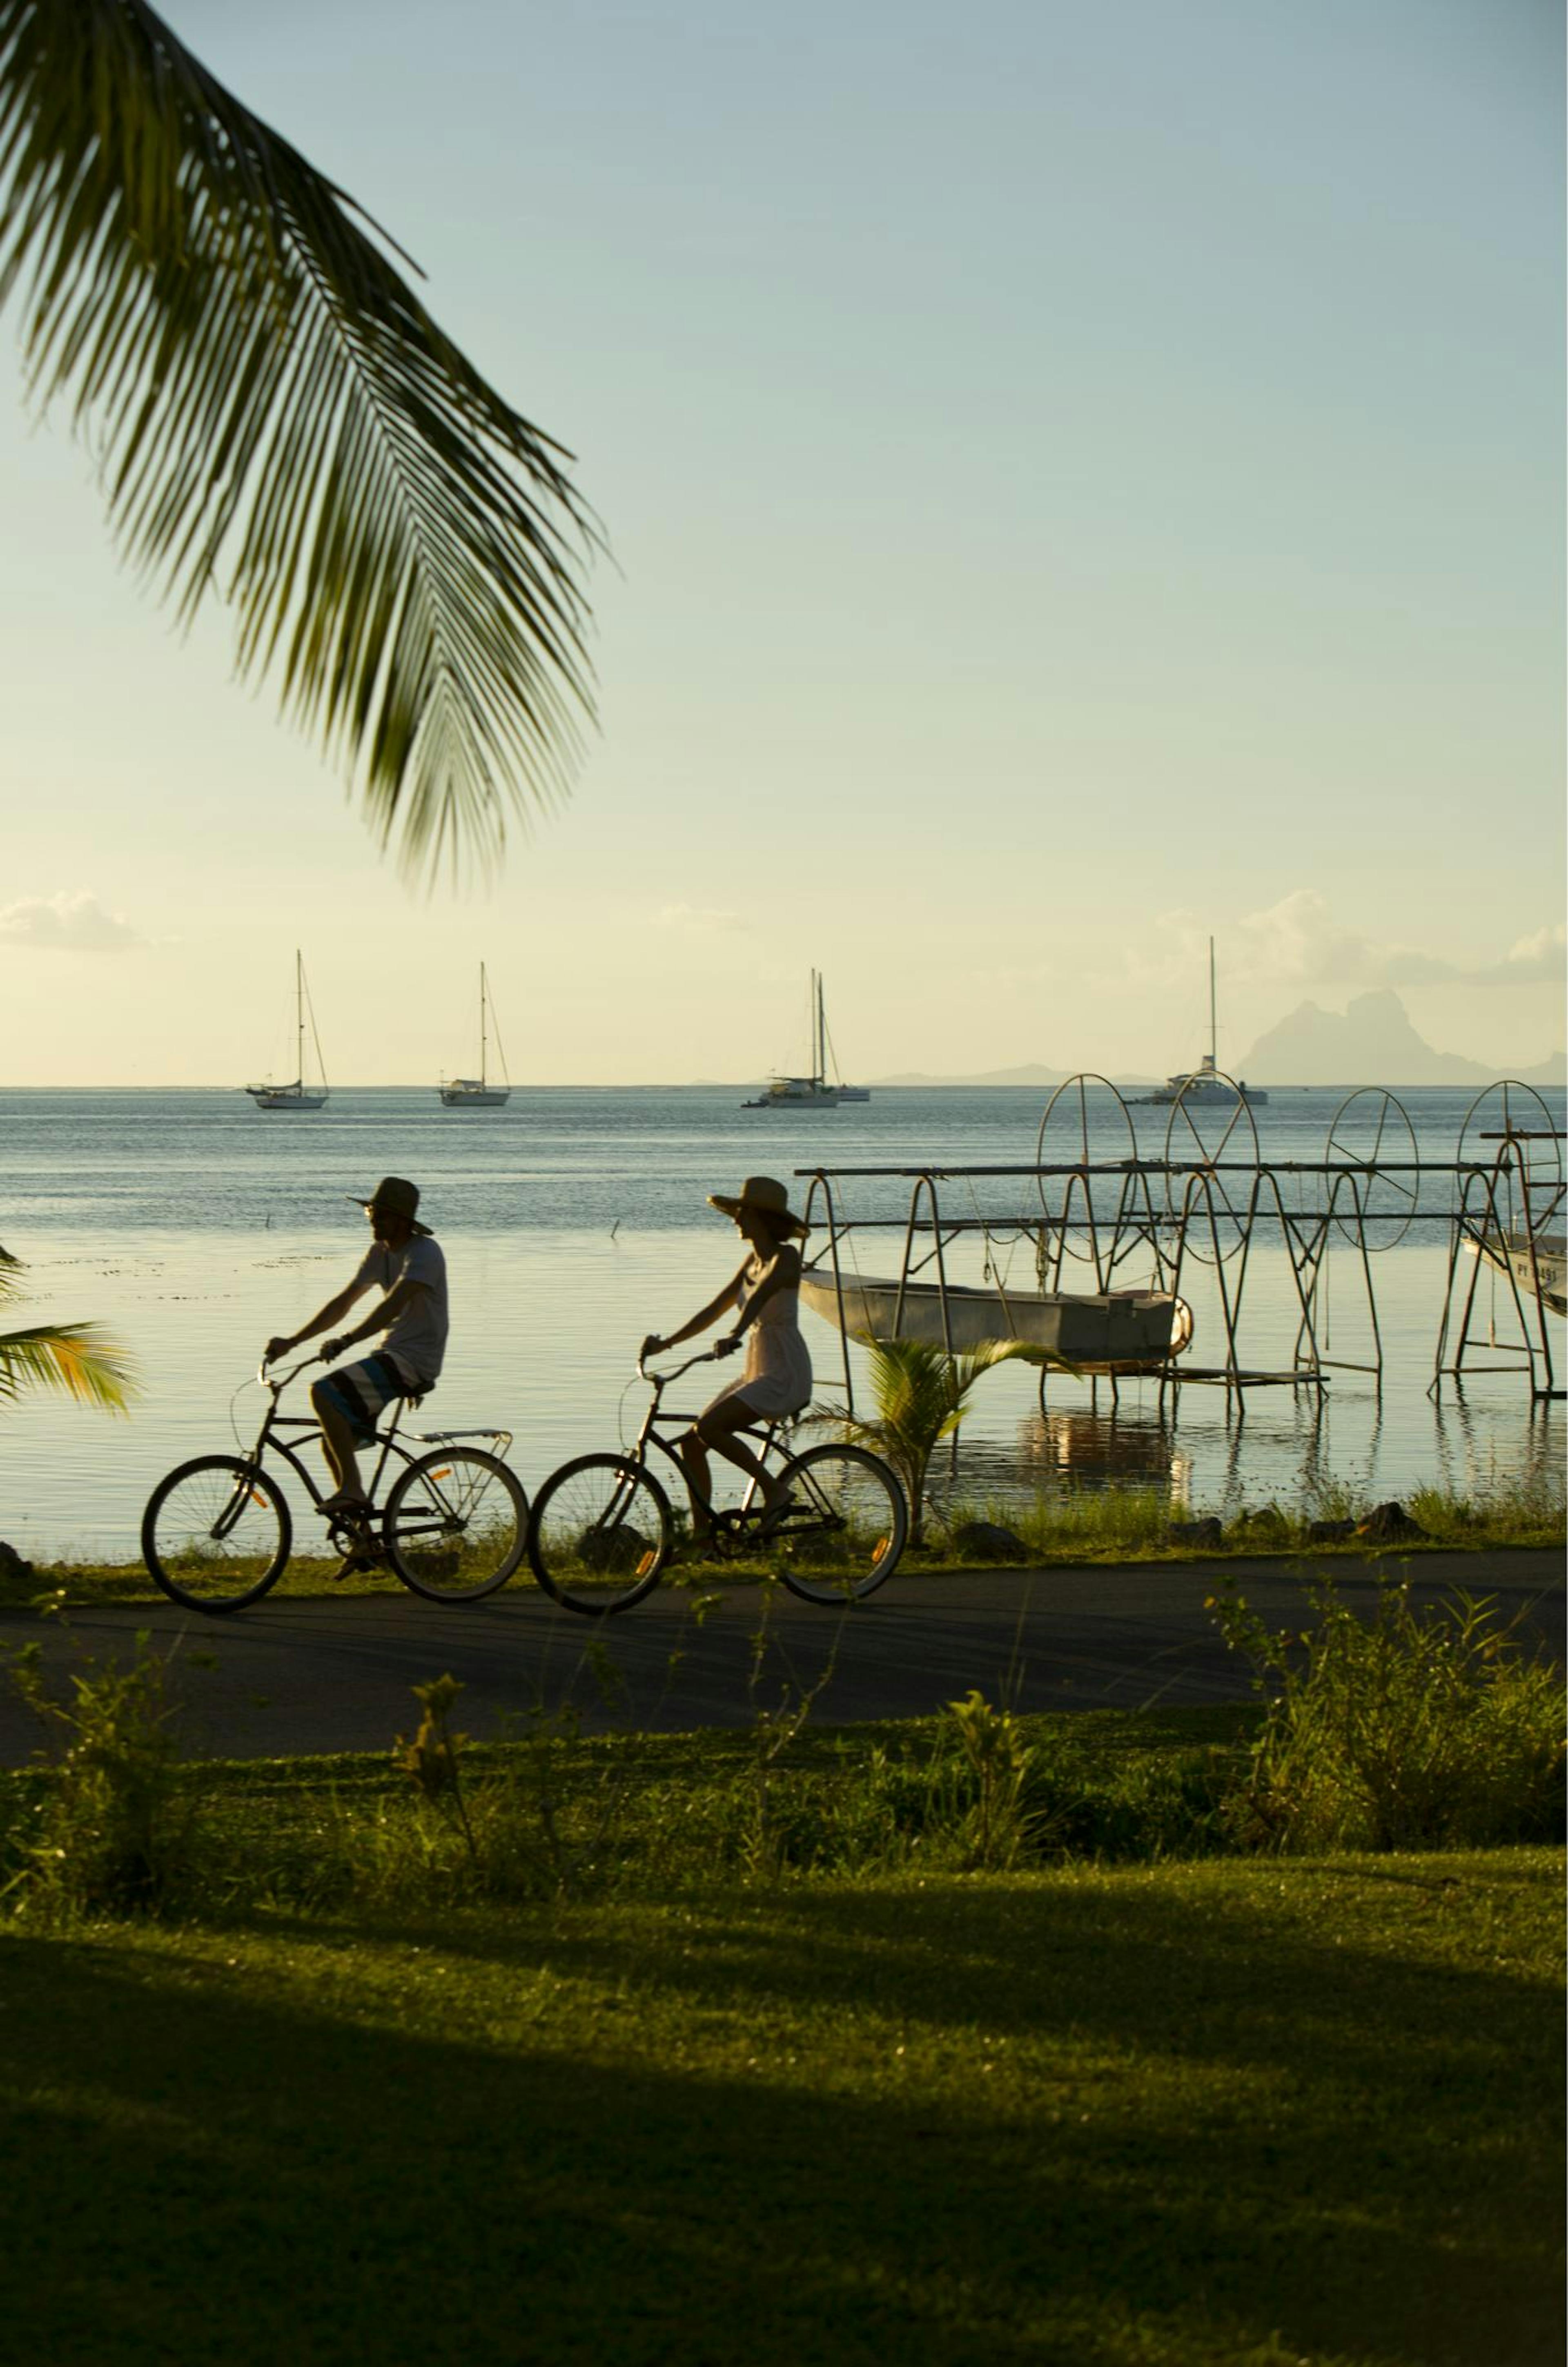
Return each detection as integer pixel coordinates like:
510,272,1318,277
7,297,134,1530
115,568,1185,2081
0,891,145,952
1471,922,1566,986
654,903,745,934
1114,892,1564,997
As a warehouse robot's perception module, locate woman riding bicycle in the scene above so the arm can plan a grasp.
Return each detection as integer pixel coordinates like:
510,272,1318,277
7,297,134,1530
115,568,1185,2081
642,1175,811,1537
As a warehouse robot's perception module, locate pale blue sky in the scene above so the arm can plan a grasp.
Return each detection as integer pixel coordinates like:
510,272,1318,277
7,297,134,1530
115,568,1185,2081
0,0,1560,1082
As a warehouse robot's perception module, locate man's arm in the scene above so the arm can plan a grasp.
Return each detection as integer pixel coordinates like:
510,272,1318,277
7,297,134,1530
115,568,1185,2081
264,1276,372,1366
320,1276,428,1362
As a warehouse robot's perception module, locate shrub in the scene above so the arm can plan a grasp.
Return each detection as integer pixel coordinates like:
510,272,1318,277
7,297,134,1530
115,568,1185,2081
1213,1577,1567,1852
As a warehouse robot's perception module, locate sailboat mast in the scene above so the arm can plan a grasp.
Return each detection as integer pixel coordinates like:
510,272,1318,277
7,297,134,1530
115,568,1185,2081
816,971,826,1084
480,964,488,1089
296,948,305,1086
1208,937,1217,1071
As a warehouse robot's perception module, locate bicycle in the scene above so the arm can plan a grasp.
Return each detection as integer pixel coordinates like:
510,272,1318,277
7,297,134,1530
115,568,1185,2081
526,1345,908,1615
140,1355,530,1613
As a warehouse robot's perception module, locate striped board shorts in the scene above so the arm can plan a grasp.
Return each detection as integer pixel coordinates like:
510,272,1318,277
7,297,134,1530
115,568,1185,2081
317,1352,419,1447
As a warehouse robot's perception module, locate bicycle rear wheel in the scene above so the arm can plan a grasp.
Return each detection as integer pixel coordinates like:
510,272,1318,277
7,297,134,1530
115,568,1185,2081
527,1455,672,1615
141,1455,292,1613
383,1447,529,1602
771,1443,907,1604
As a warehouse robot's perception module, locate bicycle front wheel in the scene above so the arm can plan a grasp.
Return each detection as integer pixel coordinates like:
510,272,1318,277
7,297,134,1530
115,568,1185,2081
141,1455,292,1613
383,1448,529,1603
527,1455,672,1615
771,1443,907,1604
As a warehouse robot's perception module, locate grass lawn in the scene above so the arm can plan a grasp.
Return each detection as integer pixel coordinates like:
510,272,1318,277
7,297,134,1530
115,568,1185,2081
0,1847,1560,2366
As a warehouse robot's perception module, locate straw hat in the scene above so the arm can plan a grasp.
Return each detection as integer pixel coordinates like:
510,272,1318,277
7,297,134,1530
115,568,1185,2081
707,1175,808,1237
346,1176,432,1237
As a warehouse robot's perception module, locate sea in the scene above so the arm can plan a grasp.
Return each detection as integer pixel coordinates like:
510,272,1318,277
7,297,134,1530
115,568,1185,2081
1,1082,1562,1561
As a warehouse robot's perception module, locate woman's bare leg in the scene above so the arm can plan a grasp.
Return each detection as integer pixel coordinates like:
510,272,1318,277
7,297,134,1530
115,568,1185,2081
684,1397,791,1517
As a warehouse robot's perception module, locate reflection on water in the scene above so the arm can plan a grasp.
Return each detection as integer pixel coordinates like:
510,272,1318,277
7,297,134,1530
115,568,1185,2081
1013,1408,1195,1506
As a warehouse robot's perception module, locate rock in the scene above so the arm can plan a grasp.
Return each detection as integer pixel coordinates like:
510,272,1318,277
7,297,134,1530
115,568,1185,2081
1354,1501,1428,1544
952,1521,1029,1562
0,1541,33,1581
1169,1516,1223,1548
576,1526,653,1574
1307,1518,1356,1543
1228,1503,1291,1544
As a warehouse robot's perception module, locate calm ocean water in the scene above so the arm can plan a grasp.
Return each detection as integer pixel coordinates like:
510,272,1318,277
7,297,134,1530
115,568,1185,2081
1,1083,1562,1560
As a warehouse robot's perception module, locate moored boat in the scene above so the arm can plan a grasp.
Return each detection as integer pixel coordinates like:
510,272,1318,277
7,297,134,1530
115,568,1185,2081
1464,1228,1567,1318
743,972,870,1108
1130,939,1267,1108
799,1270,1190,1370
440,964,510,1107
245,951,328,1111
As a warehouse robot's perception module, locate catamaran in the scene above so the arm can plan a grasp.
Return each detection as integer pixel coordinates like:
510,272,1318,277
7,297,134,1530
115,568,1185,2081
1131,938,1267,1108
244,951,329,1111
439,964,510,1107
742,971,870,1108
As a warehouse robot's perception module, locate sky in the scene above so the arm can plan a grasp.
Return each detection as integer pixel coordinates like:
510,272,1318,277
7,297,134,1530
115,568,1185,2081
0,0,1561,1084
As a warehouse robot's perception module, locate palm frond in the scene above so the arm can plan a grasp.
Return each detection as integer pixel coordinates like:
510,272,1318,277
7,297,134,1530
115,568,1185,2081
0,0,598,881
0,1320,138,1410
0,1244,22,1303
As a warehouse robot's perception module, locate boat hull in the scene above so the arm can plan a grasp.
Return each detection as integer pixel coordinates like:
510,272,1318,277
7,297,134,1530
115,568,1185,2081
1467,1231,1568,1318
440,1085,510,1107
245,1086,327,1111
800,1272,1187,1368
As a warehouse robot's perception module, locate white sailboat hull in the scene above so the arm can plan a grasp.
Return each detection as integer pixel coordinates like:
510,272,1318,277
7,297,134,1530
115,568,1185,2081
800,1272,1188,1368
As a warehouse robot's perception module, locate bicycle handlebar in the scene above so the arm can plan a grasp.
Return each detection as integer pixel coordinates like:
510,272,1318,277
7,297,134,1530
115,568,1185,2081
636,1342,732,1387
257,1352,323,1393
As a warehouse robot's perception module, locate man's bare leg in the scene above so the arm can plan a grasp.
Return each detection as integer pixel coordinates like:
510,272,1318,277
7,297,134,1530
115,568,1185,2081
311,1383,368,1507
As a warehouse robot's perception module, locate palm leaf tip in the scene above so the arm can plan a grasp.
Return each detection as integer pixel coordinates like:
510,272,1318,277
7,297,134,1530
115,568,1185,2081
0,0,601,884
0,1322,138,1411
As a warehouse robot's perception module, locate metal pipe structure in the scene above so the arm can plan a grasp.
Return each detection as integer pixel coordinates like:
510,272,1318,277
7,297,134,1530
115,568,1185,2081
792,1075,1566,1412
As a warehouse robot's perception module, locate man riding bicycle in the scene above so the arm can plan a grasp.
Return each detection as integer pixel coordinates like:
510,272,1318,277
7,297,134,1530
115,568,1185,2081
264,1176,448,1515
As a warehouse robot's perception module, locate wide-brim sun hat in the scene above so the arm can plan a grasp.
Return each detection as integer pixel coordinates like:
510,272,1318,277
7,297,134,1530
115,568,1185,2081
707,1175,809,1237
345,1175,432,1236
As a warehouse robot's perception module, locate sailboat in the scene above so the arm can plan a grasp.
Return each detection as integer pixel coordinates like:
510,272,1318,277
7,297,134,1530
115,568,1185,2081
439,964,510,1107
1131,938,1267,1109
244,951,329,1111
742,971,870,1108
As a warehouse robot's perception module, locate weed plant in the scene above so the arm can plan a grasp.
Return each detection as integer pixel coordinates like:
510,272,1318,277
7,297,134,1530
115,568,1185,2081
1213,1576,1567,1852
1,1630,201,1917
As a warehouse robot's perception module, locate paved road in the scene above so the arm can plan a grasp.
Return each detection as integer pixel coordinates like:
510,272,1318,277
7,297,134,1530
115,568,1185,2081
0,1550,1559,1763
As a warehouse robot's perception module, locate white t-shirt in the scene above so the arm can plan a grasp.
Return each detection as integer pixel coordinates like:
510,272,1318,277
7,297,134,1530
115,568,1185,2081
352,1235,448,1386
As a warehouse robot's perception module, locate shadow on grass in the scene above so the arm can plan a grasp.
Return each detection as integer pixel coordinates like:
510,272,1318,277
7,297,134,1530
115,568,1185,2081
2,1861,1559,2367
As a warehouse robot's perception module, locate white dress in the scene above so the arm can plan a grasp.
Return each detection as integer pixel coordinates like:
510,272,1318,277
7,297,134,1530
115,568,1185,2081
702,1258,813,1421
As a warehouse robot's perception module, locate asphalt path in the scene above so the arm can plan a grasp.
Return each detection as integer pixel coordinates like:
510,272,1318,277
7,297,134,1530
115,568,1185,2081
0,1550,1559,1764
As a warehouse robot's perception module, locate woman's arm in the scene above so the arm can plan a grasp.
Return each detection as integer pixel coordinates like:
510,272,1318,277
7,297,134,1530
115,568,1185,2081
717,1244,799,1345
644,1265,746,1358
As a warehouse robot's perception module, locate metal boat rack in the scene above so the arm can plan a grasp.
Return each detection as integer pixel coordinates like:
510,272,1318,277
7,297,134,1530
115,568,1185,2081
794,1075,1566,1416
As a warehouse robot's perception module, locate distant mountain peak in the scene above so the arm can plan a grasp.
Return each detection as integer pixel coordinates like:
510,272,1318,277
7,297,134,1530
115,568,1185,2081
1239,991,1566,1087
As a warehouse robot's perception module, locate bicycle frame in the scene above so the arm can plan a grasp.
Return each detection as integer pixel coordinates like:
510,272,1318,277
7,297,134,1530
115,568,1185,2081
231,1358,514,1532
627,1346,796,1531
